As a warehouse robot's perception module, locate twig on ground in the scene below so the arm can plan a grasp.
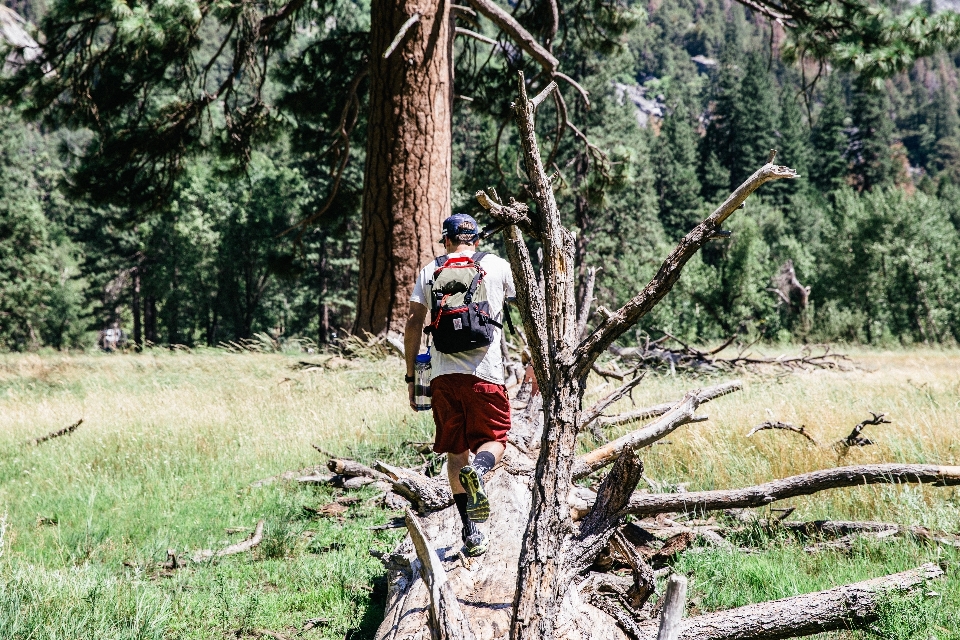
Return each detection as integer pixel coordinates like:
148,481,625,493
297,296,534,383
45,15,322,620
193,520,265,562
27,419,83,446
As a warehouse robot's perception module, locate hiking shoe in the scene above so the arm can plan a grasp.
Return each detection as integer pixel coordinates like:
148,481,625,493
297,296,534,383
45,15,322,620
458,465,490,522
462,529,488,557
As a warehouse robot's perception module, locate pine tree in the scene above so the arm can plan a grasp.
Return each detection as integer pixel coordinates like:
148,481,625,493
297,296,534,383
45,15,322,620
850,81,901,191
810,75,850,193
699,24,741,202
768,86,812,205
729,52,779,188
655,101,704,239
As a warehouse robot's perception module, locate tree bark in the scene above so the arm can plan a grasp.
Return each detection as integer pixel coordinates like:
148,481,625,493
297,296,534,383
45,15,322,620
355,0,452,335
131,264,142,349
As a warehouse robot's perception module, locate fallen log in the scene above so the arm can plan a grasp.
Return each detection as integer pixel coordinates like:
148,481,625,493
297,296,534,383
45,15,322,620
770,519,960,548
27,419,83,446
627,464,960,517
594,381,741,431
626,563,943,640
374,454,628,640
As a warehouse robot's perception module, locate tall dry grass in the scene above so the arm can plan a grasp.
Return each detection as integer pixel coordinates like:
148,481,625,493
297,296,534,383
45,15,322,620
0,347,956,638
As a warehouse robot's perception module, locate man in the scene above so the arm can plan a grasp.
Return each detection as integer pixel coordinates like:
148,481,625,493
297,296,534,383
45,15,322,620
405,213,515,556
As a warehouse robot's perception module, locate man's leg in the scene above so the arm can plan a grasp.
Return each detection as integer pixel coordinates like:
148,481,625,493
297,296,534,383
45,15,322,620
447,450,487,556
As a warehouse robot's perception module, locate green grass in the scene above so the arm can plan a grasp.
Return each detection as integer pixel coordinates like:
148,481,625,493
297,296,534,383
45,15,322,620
0,347,957,638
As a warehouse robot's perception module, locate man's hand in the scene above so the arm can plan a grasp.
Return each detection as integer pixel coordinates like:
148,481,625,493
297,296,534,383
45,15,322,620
408,381,417,411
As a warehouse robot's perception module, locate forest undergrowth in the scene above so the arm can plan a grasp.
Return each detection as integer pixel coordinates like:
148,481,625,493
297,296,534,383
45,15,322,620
0,348,957,639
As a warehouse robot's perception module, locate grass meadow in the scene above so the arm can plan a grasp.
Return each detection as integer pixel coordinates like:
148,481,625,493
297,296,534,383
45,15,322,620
0,347,957,639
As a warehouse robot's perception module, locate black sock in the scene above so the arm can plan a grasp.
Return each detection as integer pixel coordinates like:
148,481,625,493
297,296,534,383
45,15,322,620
472,451,496,477
453,493,476,535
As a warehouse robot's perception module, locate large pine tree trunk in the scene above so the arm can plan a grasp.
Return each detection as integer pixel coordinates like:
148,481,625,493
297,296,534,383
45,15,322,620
355,0,452,335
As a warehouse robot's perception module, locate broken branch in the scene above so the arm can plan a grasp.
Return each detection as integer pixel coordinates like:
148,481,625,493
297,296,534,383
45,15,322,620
383,13,420,59
627,464,960,517
405,508,476,640
575,157,799,377
455,26,496,46
597,380,742,430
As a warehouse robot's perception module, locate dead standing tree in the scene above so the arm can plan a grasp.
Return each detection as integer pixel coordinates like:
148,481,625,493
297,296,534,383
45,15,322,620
372,74,956,640
492,73,800,640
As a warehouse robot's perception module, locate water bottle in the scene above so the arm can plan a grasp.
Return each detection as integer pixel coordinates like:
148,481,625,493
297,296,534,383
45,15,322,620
414,350,432,411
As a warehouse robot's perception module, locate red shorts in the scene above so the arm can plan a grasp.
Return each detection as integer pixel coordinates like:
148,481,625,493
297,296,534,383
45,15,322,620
430,373,512,454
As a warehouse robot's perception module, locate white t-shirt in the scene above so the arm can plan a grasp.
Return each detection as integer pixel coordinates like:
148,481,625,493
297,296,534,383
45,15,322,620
410,251,516,385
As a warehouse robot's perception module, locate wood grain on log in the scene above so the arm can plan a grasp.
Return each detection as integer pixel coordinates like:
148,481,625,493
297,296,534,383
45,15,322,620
405,508,476,640
655,574,687,640
565,451,644,579
509,71,585,640
627,464,960,517
630,563,943,640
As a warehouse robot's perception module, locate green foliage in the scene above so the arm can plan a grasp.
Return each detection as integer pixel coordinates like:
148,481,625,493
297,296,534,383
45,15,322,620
0,110,84,350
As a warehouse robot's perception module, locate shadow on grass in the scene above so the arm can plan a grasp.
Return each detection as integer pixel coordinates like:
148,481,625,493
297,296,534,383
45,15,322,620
350,574,388,640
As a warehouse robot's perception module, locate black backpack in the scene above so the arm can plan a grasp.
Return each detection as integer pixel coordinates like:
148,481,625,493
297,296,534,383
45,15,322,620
424,252,503,354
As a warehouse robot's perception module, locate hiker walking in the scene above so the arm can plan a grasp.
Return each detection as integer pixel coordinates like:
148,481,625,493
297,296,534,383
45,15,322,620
404,213,516,557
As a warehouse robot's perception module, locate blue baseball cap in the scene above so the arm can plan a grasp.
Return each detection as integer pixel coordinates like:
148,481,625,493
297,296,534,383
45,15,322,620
439,213,479,244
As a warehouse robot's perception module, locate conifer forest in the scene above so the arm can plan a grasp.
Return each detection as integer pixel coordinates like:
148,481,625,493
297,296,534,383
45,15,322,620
3,0,960,350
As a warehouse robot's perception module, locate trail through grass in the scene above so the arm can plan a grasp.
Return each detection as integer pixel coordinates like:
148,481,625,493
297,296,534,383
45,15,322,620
0,348,957,638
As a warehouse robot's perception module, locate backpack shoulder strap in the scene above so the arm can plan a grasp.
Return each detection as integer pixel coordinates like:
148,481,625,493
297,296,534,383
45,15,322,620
435,254,448,268
471,251,488,264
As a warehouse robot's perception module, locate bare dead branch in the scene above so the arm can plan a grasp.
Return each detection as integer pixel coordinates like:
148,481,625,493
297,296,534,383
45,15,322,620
575,156,799,377
573,393,705,479
565,451,644,580
554,71,590,108
27,418,84,446
610,340,849,374
383,13,421,59
576,266,598,341
530,80,559,109
405,508,476,640
465,0,559,71
627,464,960,517
327,458,393,483
746,421,818,446
581,372,645,431
454,26,496,45
837,412,891,449
598,380,742,431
